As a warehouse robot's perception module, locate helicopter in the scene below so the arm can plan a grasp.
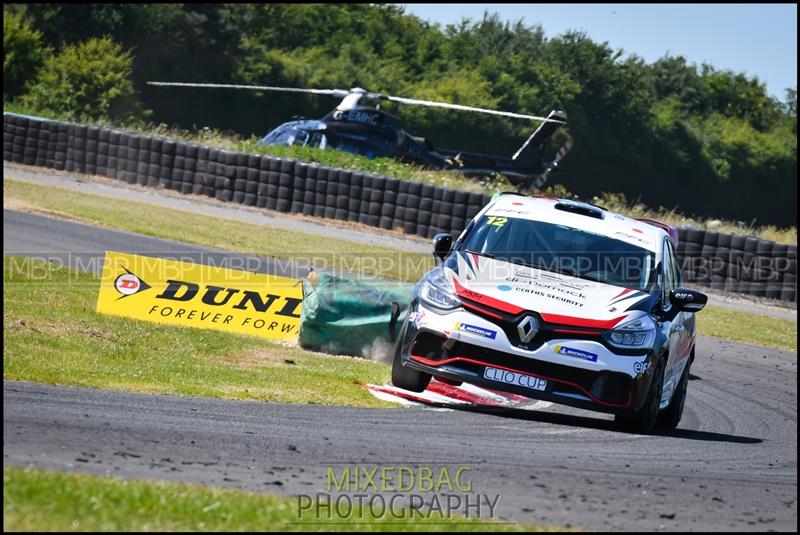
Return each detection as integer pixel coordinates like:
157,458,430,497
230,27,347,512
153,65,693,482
147,82,572,190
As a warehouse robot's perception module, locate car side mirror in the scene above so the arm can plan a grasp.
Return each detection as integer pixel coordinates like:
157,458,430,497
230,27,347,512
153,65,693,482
669,288,708,314
432,233,453,263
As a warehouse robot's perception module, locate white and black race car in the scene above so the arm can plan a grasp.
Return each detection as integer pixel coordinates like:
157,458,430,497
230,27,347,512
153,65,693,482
392,193,707,433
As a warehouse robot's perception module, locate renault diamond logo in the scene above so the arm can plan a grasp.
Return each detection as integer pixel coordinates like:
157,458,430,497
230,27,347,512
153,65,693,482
517,315,539,343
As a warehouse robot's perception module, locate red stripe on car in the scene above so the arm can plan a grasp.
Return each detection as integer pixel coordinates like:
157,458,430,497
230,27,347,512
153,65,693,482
539,312,626,330
452,277,525,314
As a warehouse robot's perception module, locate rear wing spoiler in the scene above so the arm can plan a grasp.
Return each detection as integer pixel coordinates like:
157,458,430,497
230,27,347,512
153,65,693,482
635,218,679,247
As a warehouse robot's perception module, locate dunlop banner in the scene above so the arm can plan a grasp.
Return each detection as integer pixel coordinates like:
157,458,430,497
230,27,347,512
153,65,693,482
96,252,303,342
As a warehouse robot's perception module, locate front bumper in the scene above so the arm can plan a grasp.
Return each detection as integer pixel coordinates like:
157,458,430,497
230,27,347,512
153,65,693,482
400,302,659,415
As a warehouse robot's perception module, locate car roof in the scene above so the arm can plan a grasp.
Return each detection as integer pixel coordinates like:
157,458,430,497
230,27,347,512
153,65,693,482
484,194,667,253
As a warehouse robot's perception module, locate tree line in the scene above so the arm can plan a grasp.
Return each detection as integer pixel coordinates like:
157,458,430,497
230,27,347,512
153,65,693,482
4,4,797,226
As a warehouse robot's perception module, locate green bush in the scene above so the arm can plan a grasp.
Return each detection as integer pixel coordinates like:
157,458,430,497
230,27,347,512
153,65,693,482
3,8,50,100
23,36,147,123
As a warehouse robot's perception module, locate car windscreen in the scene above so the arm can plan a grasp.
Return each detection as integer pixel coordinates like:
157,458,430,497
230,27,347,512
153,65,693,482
461,215,656,291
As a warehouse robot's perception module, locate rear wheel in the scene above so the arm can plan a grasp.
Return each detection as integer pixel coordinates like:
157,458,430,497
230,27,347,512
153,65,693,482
391,340,431,393
615,358,665,434
658,354,692,429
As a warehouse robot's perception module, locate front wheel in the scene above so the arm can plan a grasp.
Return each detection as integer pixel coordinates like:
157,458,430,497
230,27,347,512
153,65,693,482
658,354,692,429
615,358,665,434
391,340,431,393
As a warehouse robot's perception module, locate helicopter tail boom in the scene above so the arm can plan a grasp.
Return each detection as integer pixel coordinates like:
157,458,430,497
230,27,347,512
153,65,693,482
511,110,568,161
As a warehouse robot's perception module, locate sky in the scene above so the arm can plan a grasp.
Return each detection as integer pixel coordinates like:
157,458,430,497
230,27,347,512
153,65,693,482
401,3,797,100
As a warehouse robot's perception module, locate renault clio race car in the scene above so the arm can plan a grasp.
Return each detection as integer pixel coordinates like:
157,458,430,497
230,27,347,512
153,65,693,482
392,193,708,433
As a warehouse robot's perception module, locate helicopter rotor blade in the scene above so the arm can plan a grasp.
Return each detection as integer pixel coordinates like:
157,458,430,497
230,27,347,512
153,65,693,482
146,81,350,98
383,95,565,123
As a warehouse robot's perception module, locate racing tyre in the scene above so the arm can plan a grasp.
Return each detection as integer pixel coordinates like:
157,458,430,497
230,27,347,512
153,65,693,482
615,358,665,434
658,352,692,430
391,341,431,393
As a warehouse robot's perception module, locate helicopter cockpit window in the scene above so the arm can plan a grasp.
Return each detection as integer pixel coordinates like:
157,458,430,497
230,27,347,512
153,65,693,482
262,125,309,147
308,132,328,149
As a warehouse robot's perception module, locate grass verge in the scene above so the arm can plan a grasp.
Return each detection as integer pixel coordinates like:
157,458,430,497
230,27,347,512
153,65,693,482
5,178,797,353
3,255,394,407
3,178,434,283
696,305,796,353
3,467,549,532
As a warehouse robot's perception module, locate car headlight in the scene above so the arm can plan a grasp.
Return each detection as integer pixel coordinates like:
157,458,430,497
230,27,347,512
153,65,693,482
418,268,460,311
603,315,655,349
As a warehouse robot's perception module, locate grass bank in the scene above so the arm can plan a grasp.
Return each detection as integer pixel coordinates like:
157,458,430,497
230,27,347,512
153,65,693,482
3,255,394,407
3,178,434,283
3,467,549,532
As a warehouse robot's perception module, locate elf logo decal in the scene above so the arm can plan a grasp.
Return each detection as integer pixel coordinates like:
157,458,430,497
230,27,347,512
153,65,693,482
114,269,151,298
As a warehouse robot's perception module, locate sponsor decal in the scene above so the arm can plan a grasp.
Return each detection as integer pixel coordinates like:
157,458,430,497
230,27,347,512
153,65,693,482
332,109,382,125
506,276,589,300
497,285,512,291
455,322,497,340
114,269,151,297
485,216,508,228
96,252,302,342
633,360,650,374
554,344,598,362
408,309,427,328
484,366,547,391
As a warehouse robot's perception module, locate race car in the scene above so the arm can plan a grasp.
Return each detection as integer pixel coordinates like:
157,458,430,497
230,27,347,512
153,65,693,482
391,193,707,433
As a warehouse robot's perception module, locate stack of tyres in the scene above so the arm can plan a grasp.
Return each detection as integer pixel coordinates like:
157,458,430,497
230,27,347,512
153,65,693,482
358,173,373,226
367,175,383,228
302,165,318,215
314,167,328,219
403,182,423,235
393,180,408,230
347,172,363,222
232,153,248,204
450,190,469,237
680,229,705,284
107,129,121,179
751,239,776,298
727,235,747,293
417,184,434,238
256,154,271,207
380,177,399,230
291,162,308,213
741,237,760,295
781,246,797,302
194,146,211,196
712,233,733,291
768,243,790,300
335,169,351,221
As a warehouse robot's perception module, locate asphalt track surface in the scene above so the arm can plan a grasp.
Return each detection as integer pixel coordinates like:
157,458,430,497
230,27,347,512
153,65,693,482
3,209,798,531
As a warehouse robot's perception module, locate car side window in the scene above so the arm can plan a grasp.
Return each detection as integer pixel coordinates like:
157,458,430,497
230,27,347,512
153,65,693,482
667,241,682,288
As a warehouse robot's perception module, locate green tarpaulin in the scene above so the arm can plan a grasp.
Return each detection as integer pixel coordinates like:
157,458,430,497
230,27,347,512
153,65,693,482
298,272,415,359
